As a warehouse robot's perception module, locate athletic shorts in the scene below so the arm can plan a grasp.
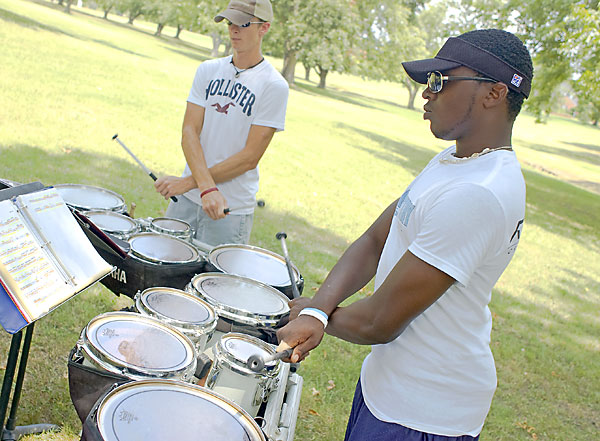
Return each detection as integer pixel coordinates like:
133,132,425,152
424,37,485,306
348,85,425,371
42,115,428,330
344,379,481,441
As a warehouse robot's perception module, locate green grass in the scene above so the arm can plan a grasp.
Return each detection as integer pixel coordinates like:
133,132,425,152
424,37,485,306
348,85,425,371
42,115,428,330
0,1,598,440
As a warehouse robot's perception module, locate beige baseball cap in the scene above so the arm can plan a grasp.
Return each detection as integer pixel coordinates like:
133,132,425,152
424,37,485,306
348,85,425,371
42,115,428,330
214,0,273,26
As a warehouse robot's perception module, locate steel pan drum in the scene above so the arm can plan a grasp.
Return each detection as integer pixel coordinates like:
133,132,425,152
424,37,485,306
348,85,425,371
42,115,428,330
187,273,290,329
208,244,303,299
89,379,266,441
128,232,200,264
77,311,197,382
86,210,139,240
55,183,126,212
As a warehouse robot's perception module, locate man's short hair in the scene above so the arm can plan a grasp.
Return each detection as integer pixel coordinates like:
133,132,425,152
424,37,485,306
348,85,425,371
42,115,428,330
458,29,534,120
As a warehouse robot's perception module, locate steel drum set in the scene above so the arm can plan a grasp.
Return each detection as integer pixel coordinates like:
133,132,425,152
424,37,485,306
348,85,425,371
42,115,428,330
46,183,304,441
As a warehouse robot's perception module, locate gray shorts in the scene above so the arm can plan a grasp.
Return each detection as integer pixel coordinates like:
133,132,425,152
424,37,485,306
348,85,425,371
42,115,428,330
165,195,253,247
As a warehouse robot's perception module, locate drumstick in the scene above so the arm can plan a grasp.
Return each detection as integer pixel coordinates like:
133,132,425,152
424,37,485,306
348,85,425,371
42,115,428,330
247,341,293,372
275,232,301,299
112,134,178,203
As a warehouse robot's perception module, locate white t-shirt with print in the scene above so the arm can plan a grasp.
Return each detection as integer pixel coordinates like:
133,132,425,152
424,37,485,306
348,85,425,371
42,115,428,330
181,56,289,214
361,146,526,437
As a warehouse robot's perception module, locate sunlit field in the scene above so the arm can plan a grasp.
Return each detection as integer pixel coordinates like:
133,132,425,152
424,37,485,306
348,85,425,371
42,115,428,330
0,1,598,440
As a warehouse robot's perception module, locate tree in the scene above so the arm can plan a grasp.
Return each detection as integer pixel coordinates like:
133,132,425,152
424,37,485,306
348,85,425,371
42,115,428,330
355,0,449,109
567,4,600,125
96,0,116,19
116,0,147,25
145,0,178,36
297,0,361,89
172,0,200,39
266,0,306,84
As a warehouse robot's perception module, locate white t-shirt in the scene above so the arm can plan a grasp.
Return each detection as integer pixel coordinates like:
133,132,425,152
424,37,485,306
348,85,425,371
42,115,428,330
181,56,289,214
361,146,526,437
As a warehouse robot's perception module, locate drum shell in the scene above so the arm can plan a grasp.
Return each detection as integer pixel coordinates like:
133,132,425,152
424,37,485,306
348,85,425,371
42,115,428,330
206,333,280,417
82,379,267,441
78,311,197,382
54,183,126,213
149,217,193,242
85,210,139,240
207,244,304,300
134,287,218,353
186,273,290,329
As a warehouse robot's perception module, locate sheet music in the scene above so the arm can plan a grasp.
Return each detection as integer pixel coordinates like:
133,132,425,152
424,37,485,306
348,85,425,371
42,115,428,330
0,187,113,326
0,200,70,320
16,188,112,288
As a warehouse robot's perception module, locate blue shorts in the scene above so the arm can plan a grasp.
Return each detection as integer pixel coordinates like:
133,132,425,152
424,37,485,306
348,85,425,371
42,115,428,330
344,379,480,441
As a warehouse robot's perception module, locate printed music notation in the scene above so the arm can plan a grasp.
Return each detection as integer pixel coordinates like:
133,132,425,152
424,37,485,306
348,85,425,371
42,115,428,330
0,188,112,327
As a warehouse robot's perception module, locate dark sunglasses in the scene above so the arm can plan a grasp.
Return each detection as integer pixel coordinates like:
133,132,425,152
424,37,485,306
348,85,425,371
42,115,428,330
226,20,264,28
426,71,496,93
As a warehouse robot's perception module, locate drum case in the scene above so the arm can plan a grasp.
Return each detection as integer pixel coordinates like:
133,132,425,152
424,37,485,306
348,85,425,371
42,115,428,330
75,213,207,298
67,347,131,425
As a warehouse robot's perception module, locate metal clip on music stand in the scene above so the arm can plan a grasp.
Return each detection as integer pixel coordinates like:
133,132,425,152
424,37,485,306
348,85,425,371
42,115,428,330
0,324,60,440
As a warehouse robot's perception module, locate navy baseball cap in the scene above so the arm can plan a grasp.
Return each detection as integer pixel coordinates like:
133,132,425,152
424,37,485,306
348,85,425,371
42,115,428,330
402,33,532,98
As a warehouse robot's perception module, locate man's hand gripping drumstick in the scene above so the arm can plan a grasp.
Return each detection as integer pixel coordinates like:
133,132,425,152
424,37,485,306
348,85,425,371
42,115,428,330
277,297,327,363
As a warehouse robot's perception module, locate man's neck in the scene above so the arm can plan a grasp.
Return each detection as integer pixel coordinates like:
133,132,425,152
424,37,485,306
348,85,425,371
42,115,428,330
232,50,264,70
455,128,512,158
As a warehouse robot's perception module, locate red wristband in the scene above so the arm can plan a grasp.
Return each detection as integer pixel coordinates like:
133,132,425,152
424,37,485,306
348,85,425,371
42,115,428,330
200,187,218,198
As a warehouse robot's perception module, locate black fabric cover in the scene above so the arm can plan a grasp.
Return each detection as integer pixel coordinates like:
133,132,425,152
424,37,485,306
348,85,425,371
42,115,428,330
67,347,131,425
74,213,208,299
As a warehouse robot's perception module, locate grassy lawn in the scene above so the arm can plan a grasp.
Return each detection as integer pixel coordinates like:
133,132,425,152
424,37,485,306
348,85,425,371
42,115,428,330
0,0,598,440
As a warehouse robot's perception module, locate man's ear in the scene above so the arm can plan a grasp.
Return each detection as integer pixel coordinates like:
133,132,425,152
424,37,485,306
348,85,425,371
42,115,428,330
259,22,271,37
483,82,509,109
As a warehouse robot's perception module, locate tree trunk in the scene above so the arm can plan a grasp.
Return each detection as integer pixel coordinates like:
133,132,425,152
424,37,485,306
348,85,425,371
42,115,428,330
211,33,222,57
317,67,328,89
103,7,111,19
402,78,421,110
64,0,73,13
175,25,183,39
128,12,142,25
155,23,164,37
281,49,297,85
304,64,310,81
222,41,232,56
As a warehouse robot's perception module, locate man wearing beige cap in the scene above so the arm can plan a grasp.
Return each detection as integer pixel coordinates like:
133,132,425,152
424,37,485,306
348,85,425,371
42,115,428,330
155,0,289,246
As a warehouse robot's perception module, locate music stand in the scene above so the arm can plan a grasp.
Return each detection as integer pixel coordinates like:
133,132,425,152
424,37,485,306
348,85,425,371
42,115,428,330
0,324,60,440
0,182,112,440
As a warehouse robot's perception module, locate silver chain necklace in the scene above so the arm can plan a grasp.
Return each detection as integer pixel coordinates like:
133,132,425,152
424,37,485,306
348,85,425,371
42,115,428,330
439,146,513,164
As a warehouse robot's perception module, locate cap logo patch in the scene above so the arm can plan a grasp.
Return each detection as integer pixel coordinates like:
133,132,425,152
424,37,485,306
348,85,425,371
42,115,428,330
511,73,523,88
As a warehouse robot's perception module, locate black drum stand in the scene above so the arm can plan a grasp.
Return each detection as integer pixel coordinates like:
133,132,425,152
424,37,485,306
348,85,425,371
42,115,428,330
0,324,60,440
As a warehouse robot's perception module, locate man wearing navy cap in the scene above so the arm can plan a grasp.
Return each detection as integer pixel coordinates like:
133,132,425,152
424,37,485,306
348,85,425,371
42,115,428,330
278,29,533,440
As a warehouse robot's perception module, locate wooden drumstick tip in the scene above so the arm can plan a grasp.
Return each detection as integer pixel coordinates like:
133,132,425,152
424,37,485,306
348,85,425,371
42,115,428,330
276,341,291,352
129,202,137,218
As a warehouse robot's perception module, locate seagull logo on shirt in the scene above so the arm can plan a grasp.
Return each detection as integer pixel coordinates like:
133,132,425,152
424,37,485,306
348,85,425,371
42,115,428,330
211,102,236,114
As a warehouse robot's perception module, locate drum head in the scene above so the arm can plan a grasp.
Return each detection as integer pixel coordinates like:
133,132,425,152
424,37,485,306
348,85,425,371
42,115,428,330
221,334,276,369
97,380,266,441
84,312,195,374
129,233,199,264
139,288,215,326
151,217,190,233
190,273,289,319
208,244,299,287
87,211,137,235
55,184,125,212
